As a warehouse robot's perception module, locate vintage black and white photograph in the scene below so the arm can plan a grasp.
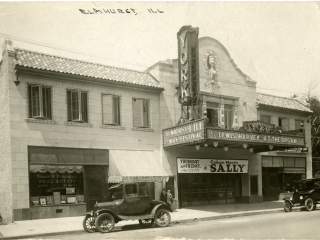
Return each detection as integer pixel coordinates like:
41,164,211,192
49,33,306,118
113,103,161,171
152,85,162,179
0,1,320,239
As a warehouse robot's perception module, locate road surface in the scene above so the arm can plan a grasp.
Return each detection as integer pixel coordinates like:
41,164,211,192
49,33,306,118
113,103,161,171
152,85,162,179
33,210,320,239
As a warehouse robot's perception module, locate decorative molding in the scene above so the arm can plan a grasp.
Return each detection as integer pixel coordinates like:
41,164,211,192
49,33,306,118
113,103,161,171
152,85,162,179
101,125,125,130
64,121,92,128
25,118,57,125
132,127,154,132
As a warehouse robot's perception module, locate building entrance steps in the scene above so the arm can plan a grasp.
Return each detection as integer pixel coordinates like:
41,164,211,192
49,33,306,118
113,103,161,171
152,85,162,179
0,201,284,239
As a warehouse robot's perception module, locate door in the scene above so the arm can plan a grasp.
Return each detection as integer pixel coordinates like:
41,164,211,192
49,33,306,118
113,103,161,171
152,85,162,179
83,165,108,210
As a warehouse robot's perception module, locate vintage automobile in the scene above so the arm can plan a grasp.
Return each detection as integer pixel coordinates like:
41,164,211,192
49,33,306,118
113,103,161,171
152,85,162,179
83,182,172,233
283,178,320,212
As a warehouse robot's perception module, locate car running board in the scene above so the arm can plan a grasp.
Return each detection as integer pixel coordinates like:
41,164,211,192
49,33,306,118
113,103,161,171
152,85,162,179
118,214,153,220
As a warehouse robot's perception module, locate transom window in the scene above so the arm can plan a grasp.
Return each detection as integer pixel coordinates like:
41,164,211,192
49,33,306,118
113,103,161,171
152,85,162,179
102,94,120,126
67,89,88,122
132,98,150,128
28,84,52,119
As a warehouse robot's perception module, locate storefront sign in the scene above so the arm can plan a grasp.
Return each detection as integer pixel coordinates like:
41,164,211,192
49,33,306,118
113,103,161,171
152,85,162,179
207,128,305,146
177,158,248,174
177,25,199,106
163,120,205,147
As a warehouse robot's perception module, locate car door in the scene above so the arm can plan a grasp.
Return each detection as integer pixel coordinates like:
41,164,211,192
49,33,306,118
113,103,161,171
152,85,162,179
313,180,320,201
120,183,141,215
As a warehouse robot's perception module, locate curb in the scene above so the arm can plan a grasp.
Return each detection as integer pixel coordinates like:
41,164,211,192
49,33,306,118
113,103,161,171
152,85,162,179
1,208,283,239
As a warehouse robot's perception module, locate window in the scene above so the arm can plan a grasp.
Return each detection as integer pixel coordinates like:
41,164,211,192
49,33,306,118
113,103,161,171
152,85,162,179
260,115,271,124
125,183,138,195
67,89,88,122
28,84,52,119
278,117,289,131
132,98,150,128
224,104,234,129
206,102,219,127
295,119,304,130
102,94,120,125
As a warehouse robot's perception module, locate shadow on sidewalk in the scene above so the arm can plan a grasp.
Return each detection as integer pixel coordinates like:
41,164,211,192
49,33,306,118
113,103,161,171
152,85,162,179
182,201,284,213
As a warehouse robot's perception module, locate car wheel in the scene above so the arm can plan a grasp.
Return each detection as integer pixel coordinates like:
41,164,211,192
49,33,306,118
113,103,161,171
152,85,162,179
305,198,314,211
82,215,96,233
95,213,115,233
139,219,154,227
283,201,292,212
154,208,171,227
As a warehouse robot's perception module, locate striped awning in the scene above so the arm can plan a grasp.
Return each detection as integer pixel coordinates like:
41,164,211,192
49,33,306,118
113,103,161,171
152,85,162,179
108,150,172,183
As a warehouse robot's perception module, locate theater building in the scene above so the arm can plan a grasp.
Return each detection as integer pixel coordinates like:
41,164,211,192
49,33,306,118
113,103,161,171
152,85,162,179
147,28,312,207
0,27,312,223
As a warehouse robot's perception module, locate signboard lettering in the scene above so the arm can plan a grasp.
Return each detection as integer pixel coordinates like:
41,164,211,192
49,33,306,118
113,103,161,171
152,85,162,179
177,158,248,174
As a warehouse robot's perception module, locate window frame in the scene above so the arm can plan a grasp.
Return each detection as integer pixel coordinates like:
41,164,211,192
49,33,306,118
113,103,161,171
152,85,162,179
132,97,151,128
101,93,121,126
224,104,234,129
66,89,88,123
28,83,52,120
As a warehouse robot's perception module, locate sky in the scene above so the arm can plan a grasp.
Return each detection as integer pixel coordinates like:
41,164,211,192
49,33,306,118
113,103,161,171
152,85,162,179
0,1,320,98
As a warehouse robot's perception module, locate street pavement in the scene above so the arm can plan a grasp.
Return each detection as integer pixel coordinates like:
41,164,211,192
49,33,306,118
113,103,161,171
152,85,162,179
32,209,320,240
0,201,283,239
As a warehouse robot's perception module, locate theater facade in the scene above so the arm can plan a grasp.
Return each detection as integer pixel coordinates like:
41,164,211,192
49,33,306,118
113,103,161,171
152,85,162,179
148,27,312,207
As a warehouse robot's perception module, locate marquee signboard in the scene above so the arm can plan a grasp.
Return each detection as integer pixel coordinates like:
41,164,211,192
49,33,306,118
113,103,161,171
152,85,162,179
207,128,305,147
163,119,205,147
177,158,248,174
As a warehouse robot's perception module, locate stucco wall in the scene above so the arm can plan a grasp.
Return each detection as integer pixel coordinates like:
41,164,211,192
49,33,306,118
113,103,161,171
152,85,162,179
0,46,13,223
9,70,161,211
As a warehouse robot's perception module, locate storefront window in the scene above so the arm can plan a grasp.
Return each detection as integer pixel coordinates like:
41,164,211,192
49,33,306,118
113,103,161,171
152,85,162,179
29,165,84,206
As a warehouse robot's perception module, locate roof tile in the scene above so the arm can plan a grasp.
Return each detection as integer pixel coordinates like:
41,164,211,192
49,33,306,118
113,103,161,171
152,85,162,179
14,49,161,89
256,93,312,113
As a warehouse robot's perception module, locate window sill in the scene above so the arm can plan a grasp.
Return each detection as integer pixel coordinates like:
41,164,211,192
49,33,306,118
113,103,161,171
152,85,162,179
25,118,57,125
132,127,154,132
64,121,92,128
101,125,125,130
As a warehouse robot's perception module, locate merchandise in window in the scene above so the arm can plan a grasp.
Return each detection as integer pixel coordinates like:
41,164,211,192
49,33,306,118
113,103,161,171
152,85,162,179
67,89,88,122
28,84,52,119
29,165,84,206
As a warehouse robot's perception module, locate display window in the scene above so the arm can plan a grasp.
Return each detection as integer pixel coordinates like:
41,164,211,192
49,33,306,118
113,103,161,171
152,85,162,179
29,165,84,206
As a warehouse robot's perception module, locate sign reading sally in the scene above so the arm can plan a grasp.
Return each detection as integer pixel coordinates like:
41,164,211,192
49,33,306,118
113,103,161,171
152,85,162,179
177,158,248,174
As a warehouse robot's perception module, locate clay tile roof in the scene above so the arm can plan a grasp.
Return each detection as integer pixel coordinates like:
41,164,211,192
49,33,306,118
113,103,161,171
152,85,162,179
256,93,312,113
14,48,161,89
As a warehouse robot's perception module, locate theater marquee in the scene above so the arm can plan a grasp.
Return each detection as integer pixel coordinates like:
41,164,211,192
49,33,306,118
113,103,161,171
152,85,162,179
177,158,248,174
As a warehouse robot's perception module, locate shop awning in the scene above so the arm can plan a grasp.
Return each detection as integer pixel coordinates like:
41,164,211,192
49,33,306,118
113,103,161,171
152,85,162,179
108,150,172,183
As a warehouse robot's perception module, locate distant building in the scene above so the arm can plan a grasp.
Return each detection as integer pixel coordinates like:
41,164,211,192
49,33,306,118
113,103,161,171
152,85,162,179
0,35,312,223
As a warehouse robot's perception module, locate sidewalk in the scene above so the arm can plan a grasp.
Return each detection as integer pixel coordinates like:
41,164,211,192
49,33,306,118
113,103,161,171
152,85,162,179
0,201,284,239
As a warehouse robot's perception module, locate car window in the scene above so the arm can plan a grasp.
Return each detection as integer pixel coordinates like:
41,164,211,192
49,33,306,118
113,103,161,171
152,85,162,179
125,184,138,196
138,183,149,196
108,184,123,200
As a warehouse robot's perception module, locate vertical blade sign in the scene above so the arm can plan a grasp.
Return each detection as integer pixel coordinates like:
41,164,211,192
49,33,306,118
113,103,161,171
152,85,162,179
177,26,200,106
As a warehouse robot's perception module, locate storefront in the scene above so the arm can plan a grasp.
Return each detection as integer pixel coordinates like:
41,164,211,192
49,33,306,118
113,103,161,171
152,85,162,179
261,155,306,200
27,146,108,220
162,118,306,207
177,158,246,206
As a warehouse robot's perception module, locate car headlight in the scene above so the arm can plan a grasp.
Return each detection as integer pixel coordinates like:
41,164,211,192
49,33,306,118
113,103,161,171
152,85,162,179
299,195,303,200
289,197,293,201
